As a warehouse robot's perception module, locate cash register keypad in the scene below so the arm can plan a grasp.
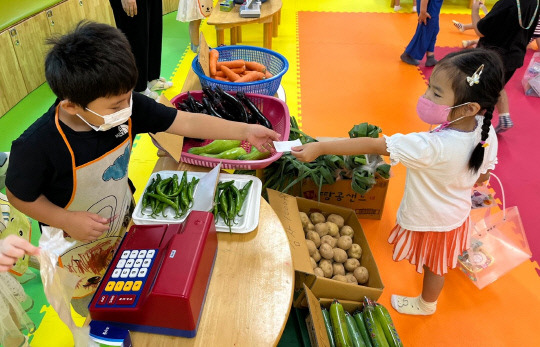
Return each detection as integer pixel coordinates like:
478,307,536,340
96,249,157,307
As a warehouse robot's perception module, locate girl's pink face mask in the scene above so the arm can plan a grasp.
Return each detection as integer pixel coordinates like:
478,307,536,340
416,96,471,130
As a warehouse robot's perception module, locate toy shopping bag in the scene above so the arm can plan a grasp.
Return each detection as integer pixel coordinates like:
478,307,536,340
458,175,532,289
521,52,540,97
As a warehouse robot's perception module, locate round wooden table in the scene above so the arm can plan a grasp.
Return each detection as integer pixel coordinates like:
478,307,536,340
127,159,294,346
207,0,282,49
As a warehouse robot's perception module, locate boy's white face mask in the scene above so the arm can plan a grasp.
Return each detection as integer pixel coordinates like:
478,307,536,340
77,96,132,131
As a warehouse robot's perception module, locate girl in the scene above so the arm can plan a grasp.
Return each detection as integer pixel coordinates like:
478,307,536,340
177,0,214,52
292,49,504,315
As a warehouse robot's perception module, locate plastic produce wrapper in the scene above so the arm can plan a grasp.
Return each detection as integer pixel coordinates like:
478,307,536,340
0,273,34,347
38,226,91,346
521,52,540,97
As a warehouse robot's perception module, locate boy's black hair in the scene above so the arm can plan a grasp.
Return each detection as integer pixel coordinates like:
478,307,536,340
435,48,505,173
45,21,138,108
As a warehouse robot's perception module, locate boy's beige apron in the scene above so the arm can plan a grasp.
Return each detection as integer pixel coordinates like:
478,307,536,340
54,108,133,308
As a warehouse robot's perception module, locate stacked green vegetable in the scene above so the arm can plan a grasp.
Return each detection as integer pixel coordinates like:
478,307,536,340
213,180,253,232
141,172,199,219
322,297,402,347
187,140,271,161
259,117,391,197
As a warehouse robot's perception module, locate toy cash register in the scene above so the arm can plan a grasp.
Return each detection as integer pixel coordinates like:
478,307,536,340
88,211,217,337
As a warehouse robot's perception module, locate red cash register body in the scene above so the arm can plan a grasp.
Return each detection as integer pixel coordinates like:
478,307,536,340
89,211,218,337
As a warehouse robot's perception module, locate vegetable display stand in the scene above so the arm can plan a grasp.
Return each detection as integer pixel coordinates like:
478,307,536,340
171,90,290,170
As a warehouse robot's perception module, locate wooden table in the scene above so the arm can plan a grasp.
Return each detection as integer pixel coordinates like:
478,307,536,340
124,159,294,346
207,0,282,49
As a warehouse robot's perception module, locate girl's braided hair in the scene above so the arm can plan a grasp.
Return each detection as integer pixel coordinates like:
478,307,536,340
435,48,505,173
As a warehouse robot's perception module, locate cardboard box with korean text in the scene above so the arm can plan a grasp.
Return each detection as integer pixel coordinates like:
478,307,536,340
267,189,383,307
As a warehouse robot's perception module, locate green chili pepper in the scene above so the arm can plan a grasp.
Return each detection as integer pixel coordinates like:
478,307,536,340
231,184,242,216
156,178,173,197
147,193,179,214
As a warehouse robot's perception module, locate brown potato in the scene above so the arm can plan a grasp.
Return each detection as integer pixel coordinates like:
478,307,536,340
314,267,324,277
299,212,310,228
353,266,369,284
332,274,348,283
321,235,337,248
305,239,317,256
347,244,362,259
337,235,352,251
319,259,333,278
332,263,345,276
315,223,329,237
326,222,340,237
327,214,345,228
344,258,360,272
333,248,347,263
304,223,315,233
345,273,358,285
310,257,317,269
306,230,321,248
340,225,354,237
309,212,325,224
319,243,334,260
312,249,321,262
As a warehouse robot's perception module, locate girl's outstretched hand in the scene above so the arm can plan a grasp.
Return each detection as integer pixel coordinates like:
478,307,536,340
291,142,321,162
0,235,39,272
245,124,280,152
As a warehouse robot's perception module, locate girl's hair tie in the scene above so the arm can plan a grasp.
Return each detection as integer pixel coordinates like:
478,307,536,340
480,140,489,148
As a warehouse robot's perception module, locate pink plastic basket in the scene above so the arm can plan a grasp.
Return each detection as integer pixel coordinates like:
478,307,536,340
170,90,290,170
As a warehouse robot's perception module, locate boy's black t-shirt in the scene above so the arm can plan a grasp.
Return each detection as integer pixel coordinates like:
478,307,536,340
477,0,540,70
6,92,177,208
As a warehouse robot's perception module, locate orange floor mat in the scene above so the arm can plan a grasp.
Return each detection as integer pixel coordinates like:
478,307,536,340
298,11,540,346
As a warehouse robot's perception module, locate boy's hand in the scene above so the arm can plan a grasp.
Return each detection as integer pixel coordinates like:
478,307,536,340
63,211,110,242
0,235,39,272
245,125,280,152
291,143,322,162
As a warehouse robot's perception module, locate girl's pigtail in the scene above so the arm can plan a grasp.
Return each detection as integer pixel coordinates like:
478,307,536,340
468,106,494,172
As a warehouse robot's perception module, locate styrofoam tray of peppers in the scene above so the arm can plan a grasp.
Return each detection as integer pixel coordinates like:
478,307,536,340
132,170,262,233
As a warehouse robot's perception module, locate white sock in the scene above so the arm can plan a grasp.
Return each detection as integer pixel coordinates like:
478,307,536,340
412,6,417,12
394,5,401,11
391,294,437,315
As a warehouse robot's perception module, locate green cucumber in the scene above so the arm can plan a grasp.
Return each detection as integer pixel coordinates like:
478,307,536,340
330,300,353,347
238,147,271,160
200,147,247,159
321,307,336,347
345,312,366,347
363,298,389,347
353,311,373,347
374,304,403,347
188,140,242,155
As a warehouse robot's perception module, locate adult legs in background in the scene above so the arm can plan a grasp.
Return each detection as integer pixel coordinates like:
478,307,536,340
495,69,516,133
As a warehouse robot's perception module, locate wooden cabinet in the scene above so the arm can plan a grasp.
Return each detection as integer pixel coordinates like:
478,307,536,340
0,30,28,117
78,0,116,26
46,0,85,37
9,12,51,93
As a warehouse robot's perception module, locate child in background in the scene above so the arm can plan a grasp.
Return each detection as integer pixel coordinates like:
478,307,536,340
394,0,417,13
292,49,504,315
177,0,214,52
400,0,443,67
5,22,279,315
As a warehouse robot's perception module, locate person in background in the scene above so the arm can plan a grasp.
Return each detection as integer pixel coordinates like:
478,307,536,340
292,49,504,315
400,0,443,67
471,0,540,133
394,0,417,12
177,0,213,53
5,22,279,315
109,0,173,100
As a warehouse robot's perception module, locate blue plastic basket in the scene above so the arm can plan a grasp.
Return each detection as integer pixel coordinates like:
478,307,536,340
192,45,289,96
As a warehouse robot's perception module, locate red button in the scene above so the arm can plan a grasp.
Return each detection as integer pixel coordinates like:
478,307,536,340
117,294,136,305
108,294,118,305
98,295,109,305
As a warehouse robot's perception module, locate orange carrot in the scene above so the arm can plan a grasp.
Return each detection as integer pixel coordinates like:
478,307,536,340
221,65,241,82
213,76,229,82
245,61,267,73
217,60,246,69
215,66,245,77
264,71,273,79
209,49,219,76
235,71,264,83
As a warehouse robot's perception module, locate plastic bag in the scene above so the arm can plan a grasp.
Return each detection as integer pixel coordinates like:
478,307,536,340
471,183,495,209
521,52,540,97
458,174,532,289
38,226,90,346
0,273,34,347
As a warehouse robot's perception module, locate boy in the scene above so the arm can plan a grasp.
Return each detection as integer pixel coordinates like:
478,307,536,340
5,21,279,314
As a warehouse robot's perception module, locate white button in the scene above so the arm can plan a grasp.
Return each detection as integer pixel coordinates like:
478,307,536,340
112,269,121,278
117,259,126,268
137,250,147,258
120,269,130,278
138,268,148,277
134,259,143,267
142,259,152,267
129,250,138,259
146,250,155,258
129,268,139,278
125,259,134,268
121,251,130,259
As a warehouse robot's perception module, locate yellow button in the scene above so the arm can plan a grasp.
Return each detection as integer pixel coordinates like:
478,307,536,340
132,281,143,292
105,281,115,292
114,281,125,291
123,281,133,291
